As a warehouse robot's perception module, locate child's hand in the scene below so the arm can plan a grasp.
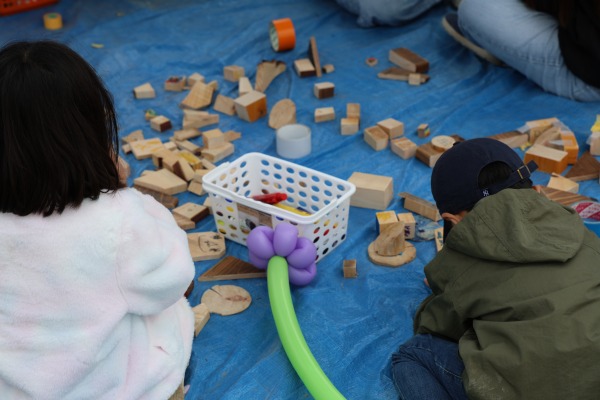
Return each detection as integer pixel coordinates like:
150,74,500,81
424,278,429,287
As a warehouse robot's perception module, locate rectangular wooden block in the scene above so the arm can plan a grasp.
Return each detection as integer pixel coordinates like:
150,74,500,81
182,109,219,130
224,65,245,82
180,81,214,110
389,48,429,72
416,142,443,168
489,130,529,149
377,118,404,139
134,169,188,195
347,103,360,120
202,142,234,163
133,82,155,99
417,123,430,138
234,91,267,122
133,184,179,209
348,172,393,210
397,212,416,239
343,259,357,278
202,128,226,149
173,202,209,222
130,138,165,160
341,117,359,135
391,137,417,159
399,192,441,221
294,58,316,77
213,94,236,116
524,144,568,174
364,126,389,151
376,210,398,234
315,107,335,123
150,115,172,132
164,76,185,92
313,82,335,99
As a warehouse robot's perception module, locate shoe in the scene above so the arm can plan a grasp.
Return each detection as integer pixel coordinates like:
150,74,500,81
450,0,462,9
442,13,505,66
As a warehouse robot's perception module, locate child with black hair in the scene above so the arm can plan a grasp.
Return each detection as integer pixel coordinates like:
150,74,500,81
0,41,194,399
391,138,600,399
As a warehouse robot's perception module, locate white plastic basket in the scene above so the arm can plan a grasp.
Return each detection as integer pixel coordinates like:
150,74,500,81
202,152,356,262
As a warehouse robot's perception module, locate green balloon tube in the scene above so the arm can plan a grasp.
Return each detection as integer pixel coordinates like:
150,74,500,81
267,256,345,400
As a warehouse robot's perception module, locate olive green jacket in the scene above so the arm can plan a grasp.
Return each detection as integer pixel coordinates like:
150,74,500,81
414,189,600,400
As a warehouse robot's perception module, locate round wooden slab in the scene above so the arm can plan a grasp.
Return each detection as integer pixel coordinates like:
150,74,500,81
201,285,252,316
368,241,416,268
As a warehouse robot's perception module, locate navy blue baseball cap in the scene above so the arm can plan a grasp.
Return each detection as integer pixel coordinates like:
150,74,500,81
431,138,537,214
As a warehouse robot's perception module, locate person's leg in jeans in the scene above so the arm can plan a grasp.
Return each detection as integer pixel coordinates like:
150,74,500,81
458,0,600,101
391,334,468,400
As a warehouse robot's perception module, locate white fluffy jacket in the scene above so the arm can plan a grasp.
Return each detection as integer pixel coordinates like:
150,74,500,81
0,188,195,400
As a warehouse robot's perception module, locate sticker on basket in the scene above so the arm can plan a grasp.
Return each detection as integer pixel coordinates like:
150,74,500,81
238,204,273,233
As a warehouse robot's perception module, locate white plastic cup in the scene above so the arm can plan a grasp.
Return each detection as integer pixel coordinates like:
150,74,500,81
276,124,311,159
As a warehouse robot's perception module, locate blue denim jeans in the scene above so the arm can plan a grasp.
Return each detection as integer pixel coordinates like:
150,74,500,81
391,334,468,400
458,0,600,101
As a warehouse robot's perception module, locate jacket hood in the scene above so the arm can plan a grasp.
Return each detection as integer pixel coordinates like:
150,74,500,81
446,189,584,263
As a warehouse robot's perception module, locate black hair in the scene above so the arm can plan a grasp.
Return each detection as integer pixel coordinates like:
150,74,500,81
443,161,533,239
0,40,123,217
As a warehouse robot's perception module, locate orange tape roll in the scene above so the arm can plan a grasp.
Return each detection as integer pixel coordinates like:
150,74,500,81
270,18,295,52
43,12,62,30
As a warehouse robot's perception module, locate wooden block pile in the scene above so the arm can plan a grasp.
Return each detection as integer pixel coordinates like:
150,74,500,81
378,48,430,86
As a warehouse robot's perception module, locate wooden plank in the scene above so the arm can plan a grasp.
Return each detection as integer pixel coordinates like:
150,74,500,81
539,186,595,207
199,256,266,281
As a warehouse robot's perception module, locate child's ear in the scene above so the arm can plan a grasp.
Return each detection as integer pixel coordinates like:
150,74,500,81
441,212,465,226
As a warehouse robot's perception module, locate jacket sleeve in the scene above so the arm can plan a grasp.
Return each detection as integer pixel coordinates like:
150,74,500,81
413,290,470,342
116,190,195,315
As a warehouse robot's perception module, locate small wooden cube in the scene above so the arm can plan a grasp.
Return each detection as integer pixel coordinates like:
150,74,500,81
234,91,267,122
391,137,417,159
294,58,316,77
417,123,430,138
150,115,172,132
188,180,205,196
524,144,568,174
348,172,393,210
408,73,423,86
224,65,245,82
202,128,226,149
202,142,234,163
377,118,404,139
213,94,236,116
313,82,335,99
343,259,357,278
133,82,155,99
315,107,335,123
173,202,209,223
165,76,185,92
397,212,416,239
347,103,360,121
376,210,398,234
364,126,389,151
341,117,359,135
589,131,600,156
322,64,335,74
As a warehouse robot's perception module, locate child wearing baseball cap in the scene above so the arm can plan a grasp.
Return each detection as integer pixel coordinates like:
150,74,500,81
391,138,600,399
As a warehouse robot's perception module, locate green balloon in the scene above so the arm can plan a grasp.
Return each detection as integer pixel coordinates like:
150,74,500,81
267,256,345,400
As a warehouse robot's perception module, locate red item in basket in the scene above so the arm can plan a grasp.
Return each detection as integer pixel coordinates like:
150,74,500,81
251,192,287,205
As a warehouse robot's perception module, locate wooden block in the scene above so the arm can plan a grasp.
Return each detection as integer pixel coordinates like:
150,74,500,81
164,141,177,152
182,109,219,129
203,196,213,214
192,169,210,183
391,137,417,159
533,126,560,146
489,130,529,149
348,172,393,210
308,36,322,78
399,192,441,221
365,57,378,67
202,128,226,149
525,117,559,143
590,131,600,156
133,184,179,209
213,94,236,116
255,60,286,93
224,130,242,142
364,126,389,151
558,130,579,164
378,67,411,81
431,135,456,152
322,64,335,74
268,98,296,129
150,115,172,132
188,180,205,196
207,80,219,91
199,255,266,282
565,151,600,181
313,82,334,99
341,117,359,135
343,259,357,278
178,150,203,170
417,123,430,138
373,222,405,256
315,107,335,123
368,241,416,268
130,138,165,160
188,232,226,261
547,173,579,193
416,143,443,168
164,76,185,92
224,65,245,82
192,303,210,337
173,213,195,230
376,210,398,234
377,118,404,139
134,169,188,195
180,81,214,110
133,82,155,99
408,73,423,86
238,76,253,97
234,91,267,122
186,72,205,88
294,58,316,77
397,212,416,239
175,140,202,155
202,159,216,170
173,158,196,182
173,128,201,142
347,103,360,121
122,129,144,144
539,186,595,207
202,142,234,163
122,143,132,154
389,48,429,73
151,147,178,169
173,202,209,222
524,144,568,174
434,227,444,252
